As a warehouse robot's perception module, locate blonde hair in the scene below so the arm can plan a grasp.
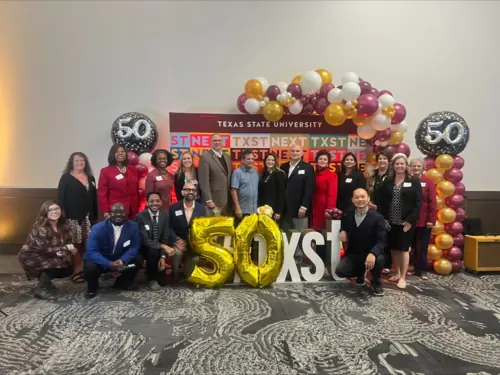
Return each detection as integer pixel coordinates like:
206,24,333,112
176,151,195,176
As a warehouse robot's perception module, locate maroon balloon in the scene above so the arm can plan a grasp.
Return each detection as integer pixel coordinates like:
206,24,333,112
444,168,463,184
359,81,372,95
427,259,435,271
444,221,464,236
138,188,145,197
369,88,380,98
315,97,329,115
237,93,248,113
383,145,397,159
300,97,308,104
424,156,436,170
451,260,462,273
453,234,465,247
266,85,281,101
319,83,335,98
446,246,462,262
376,128,392,142
391,103,407,124
356,94,379,117
283,106,290,115
127,151,139,166
452,155,465,169
445,194,464,209
287,83,302,99
136,164,148,178
379,89,393,96
301,103,314,115
395,142,410,157
454,182,466,196
311,96,318,104
455,208,467,222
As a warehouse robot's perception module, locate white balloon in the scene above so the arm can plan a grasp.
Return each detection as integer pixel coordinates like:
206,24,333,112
393,120,408,133
277,94,283,101
327,88,343,104
357,124,376,140
263,97,270,103
379,93,395,108
341,82,361,102
380,141,389,147
259,101,265,108
277,81,288,94
244,98,260,114
286,92,292,99
288,100,303,115
139,152,153,166
341,72,359,85
372,112,391,130
300,71,322,94
375,140,381,146
254,77,269,92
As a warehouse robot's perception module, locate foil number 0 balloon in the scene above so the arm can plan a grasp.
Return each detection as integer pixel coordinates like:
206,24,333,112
187,214,283,288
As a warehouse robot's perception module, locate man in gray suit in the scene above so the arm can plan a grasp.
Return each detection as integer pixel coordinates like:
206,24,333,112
198,133,233,216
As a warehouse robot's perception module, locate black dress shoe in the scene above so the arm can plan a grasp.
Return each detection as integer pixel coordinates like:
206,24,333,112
34,288,57,300
84,292,97,299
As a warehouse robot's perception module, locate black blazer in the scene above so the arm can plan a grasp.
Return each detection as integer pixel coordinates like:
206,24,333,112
135,209,171,251
341,208,387,256
280,160,316,218
168,201,206,243
336,170,366,213
258,169,286,215
375,175,422,226
57,173,98,223
173,168,201,202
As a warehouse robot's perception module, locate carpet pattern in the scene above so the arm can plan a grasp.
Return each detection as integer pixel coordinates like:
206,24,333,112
1,273,500,375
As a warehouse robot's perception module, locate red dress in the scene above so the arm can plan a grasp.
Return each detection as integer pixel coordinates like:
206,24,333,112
145,168,174,211
311,168,338,230
98,165,140,219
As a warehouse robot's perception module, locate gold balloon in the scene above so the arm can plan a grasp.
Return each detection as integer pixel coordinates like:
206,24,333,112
245,79,263,98
324,103,347,126
290,97,296,104
352,115,369,126
435,154,454,171
263,101,284,122
388,131,404,145
315,68,332,85
427,244,443,261
366,152,377,165
187,217,235,288
436,196,446,209
233,214,283,288
292,75,301,84
436,180,455,198
431,221,445,236
437,207,456,224
425,168,443,184
345,106,357,119
382,106,396,118
435,233,454,250
434,258,452,275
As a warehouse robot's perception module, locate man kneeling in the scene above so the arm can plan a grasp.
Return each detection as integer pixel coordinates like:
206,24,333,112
83,202,142,299
336,188,386,296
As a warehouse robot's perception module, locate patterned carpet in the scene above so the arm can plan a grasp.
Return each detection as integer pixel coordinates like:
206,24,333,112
1,272,500,375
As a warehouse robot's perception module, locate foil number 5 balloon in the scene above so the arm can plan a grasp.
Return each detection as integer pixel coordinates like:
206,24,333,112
186,214,283,288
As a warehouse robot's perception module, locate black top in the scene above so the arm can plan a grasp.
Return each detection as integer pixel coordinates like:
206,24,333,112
258,169,286,215
173,168,201,202
135,209,171,250
280,160,316,219
375,175,422,226
336,170,366,213
57,173,98,223
368,168,389,202
218,154,228,175
341,208,387,256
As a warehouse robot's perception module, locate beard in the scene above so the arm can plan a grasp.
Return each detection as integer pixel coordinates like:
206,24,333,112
185,194,195,201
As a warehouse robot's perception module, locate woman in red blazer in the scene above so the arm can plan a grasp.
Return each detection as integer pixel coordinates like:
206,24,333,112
98,144,140,220
312,150,338,230
409,158,437,279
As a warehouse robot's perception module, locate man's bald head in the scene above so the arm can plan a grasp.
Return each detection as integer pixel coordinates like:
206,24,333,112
290,144,303,162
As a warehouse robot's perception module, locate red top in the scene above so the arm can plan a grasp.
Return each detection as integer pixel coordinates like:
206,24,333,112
416,175,437,227
145,168,174,211
311,168,338,231
98,165,140,219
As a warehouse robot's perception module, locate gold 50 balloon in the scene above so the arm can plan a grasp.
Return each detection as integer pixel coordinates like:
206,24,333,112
186,214,283,288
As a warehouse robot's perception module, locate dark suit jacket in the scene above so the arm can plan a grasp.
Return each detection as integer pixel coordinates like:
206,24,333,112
375,176,423,226
258,169,286,215
280,160,316,218
336,170,366,213
84,220,140,268
168,200,206,243
341,208,387,256
57,173,98,223
135,209,171,252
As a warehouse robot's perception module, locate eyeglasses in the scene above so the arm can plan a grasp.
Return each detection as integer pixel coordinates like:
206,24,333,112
48,207,61,212
183,189,197,193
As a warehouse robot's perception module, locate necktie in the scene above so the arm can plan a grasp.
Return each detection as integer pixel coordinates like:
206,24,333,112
153,215,158,223
114,226,122,249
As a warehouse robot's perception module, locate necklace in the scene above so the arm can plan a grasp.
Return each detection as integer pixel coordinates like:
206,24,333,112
117,165,126,174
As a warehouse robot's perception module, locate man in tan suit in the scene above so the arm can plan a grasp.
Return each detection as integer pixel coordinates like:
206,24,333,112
198,133,233,216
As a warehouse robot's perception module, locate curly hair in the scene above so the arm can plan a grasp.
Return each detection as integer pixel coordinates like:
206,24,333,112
150,149,173,169
62,152,93,176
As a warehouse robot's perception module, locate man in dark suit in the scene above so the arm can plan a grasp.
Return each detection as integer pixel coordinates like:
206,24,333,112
135,192,175,290
336,188,387,296
83,202,142,299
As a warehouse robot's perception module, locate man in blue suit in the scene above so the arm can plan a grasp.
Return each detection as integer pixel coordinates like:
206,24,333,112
83,202,142,299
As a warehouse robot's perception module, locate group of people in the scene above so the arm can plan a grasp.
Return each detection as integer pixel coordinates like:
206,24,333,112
18,132,436,299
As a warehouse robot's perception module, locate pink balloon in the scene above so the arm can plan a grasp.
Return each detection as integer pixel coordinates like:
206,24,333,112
237,93,248,113
266,85,281,101
301,103,314,115
315,98,329,115
444,221,464,236
396,143,410,157
446,246,462,261
369,88,380,98
287,83,302,98
359,81,372,95
383,145,397,159
424,156,436,170
453,155,465,169
391,103,407,124
379,89,393,96
455,208,467,222
127,151,139,166
136,164,148,178
444,168,463,184
453,234,464,247
356,94,380,117
376,128,392,142
445,194,464,209
319,83,335,98
454,182,466,196
451,260,462,273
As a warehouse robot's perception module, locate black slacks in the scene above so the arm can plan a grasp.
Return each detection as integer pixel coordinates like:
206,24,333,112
41,267,73,280
335,253,384,286
83,256,143,293
412,227,432,275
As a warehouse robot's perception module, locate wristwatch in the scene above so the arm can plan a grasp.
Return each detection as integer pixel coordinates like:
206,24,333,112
161,254,167,259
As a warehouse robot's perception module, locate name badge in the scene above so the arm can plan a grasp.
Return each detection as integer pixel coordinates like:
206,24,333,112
123,240,131,247
144,225,150,231
156,175,163,181
175,210,183,216
403,182,411,187
298,170,305,175
421,182,427,187
91,181,96,186
345,178,352,183
191,179,198,185
115,174,124,180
